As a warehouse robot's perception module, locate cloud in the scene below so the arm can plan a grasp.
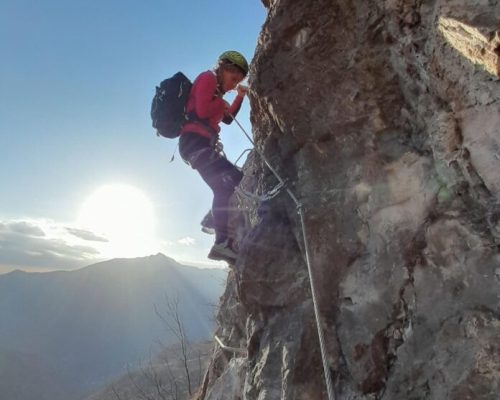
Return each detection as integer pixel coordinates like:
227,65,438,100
65,227,109,242
0,218,104,271
177,237,196,246
1,221,46,237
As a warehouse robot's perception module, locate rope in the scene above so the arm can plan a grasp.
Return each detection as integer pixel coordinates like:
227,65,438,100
235,180,286,203
230,115,336,400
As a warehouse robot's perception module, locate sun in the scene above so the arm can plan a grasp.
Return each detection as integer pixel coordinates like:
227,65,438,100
77,184,159,258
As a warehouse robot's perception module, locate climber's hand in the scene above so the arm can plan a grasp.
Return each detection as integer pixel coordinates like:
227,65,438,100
237,85,249,97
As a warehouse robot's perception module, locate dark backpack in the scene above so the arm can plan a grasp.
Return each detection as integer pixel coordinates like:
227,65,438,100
151,72,192,138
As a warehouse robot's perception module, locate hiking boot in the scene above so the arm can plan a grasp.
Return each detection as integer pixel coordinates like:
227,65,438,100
200,210,215,235
208,240,238,263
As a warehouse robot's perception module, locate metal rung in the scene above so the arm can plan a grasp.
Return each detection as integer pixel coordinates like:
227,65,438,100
235,148,253,166
214,335,247,357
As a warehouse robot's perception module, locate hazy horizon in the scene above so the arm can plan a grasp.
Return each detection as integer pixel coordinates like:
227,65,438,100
0,253,227,399
0,252,229,275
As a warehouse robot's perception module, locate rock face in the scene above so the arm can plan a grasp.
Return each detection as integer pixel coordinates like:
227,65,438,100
197,1,500,399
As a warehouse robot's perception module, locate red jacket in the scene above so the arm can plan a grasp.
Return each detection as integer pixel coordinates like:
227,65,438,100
181,71,243,138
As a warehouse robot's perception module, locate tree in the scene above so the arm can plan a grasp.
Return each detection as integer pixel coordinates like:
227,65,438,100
111,294,208,400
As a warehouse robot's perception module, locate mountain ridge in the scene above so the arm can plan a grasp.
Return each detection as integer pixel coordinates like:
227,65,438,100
0,253,227,400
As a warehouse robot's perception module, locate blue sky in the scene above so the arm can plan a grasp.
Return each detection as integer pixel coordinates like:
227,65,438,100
0,0,267,272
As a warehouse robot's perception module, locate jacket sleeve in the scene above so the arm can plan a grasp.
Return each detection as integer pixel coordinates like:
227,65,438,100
222,95,244,124
193,72,225,119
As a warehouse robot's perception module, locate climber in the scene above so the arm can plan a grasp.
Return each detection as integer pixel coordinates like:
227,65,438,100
178,51,249,263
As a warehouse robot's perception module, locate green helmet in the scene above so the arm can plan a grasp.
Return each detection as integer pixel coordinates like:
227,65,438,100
218,50,249,76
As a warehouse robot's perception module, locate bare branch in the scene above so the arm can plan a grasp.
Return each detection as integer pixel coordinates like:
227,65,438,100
111,384,124,400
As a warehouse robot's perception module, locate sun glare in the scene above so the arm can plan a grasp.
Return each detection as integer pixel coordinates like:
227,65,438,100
77,184,159,258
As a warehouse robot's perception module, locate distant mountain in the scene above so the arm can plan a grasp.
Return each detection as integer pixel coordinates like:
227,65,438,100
0,348,71,400
0,254,227,400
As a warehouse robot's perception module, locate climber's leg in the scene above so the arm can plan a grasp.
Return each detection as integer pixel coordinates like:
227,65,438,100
197,158,243,244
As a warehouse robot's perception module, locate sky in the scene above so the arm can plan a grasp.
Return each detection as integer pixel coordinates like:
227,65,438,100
0,0,267,273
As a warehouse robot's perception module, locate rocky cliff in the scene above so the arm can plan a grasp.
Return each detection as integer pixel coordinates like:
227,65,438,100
198,1,500,399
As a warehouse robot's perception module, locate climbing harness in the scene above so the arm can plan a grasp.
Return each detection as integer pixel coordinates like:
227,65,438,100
230,114,336,400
